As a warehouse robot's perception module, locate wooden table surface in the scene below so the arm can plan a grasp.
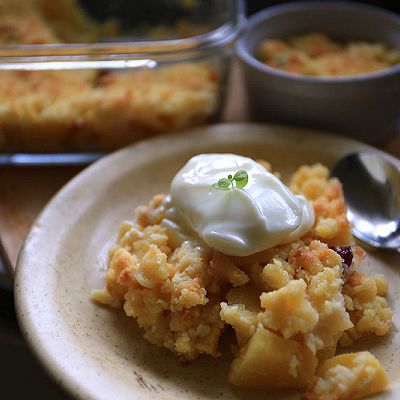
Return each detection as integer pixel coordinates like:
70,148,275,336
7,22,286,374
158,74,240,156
1,67,400,276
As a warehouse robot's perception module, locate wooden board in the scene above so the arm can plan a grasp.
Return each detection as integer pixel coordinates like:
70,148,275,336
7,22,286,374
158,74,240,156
0,166,84,273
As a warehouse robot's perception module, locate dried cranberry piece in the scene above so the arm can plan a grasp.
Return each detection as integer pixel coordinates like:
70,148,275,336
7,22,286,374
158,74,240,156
331,246,353,276
95,70,112,87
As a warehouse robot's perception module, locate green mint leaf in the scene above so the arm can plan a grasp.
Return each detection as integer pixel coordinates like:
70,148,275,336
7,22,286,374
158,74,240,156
212,170,249,190
217,178,231,190
233,170,248,189
235,178,248,189
233,170,247,181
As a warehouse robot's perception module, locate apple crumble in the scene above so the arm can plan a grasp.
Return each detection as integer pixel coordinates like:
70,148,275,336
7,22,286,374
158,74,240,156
258,33,400,77
93,161,392,399
0,0,219,152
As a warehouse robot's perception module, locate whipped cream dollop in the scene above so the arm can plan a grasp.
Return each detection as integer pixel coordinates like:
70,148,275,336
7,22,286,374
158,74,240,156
162,154,314,256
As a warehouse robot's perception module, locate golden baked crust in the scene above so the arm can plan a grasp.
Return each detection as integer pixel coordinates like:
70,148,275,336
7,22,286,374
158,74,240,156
0,63,218,151
0,0,218,152
92,163,392,398
0,0,115,45
259,33,400,77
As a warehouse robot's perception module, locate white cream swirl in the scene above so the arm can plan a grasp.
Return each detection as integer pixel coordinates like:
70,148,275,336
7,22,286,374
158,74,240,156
162,154,314,256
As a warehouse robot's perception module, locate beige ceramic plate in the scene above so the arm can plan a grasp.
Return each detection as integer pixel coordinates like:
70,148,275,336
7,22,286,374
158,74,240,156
15,124,400,400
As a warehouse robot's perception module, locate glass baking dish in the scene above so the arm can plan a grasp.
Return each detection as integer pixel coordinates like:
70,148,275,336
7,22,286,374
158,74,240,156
0,0,243,164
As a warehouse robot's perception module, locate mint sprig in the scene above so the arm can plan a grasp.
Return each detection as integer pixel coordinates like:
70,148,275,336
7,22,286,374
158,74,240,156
212,170,248,190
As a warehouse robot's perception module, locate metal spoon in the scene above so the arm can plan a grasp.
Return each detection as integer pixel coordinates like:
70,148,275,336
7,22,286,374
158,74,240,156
331,151,400,251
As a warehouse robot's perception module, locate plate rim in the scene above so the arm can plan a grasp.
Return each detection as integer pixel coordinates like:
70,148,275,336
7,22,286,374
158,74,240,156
14,122,400,400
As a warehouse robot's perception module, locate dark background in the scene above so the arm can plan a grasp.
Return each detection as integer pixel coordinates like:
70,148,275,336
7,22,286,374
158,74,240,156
246,0,400,15
79,0,400,31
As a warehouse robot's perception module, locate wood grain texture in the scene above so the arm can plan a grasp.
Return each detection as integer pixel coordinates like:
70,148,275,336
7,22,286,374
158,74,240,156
0,166,83,274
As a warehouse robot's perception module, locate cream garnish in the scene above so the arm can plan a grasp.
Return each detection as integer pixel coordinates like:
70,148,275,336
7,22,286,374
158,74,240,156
162,154,314,256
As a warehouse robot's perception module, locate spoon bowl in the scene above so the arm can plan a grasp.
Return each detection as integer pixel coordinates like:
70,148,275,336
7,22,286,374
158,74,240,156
332,151,400,251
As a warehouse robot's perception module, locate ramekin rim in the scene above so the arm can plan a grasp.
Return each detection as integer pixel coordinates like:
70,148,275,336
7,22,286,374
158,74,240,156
237,0,400,84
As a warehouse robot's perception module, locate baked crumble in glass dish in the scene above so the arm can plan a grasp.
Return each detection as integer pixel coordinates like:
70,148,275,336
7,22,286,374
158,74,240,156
0,0,243,162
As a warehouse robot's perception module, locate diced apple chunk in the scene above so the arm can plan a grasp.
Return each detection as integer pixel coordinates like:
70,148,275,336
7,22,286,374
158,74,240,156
229,326,317,388
220,302,258,347
305,351,389,400
221,286,262,346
